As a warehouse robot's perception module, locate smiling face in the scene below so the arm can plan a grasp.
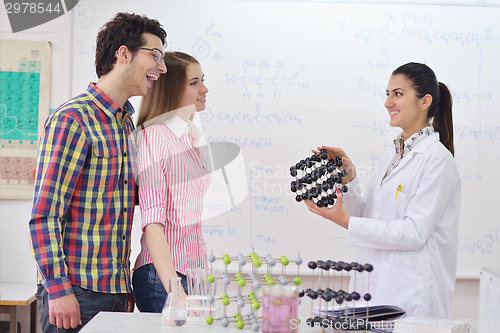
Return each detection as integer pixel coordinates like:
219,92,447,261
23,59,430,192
384,74,431,140
178,62,208,112
123,32,167,97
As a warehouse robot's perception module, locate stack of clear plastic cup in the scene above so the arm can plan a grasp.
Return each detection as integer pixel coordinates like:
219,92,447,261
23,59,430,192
185,268,222,320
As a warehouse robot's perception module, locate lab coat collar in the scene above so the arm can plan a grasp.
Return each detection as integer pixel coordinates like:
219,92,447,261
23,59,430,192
383,132,440,181
411,132,440,154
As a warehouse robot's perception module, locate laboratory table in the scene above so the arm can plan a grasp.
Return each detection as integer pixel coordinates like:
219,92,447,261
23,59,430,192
0,282,37,333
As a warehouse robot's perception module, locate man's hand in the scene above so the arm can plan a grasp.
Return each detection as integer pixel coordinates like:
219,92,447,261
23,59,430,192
49,293,82,329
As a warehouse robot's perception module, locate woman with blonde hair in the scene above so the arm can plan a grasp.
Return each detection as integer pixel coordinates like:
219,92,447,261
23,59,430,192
132,52,210,313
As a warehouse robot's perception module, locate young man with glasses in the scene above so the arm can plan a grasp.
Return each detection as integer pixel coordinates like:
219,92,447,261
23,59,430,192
29,12,167,332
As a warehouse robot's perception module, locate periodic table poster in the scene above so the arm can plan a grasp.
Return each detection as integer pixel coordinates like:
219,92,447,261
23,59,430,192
0,40,51,199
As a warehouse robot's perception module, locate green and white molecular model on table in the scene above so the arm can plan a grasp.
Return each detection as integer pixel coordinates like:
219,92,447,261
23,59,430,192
200,252,303,331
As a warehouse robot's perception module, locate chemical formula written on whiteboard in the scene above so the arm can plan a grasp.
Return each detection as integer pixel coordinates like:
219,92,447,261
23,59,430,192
200,106,302,125
226,60,309,100
459,229,498,255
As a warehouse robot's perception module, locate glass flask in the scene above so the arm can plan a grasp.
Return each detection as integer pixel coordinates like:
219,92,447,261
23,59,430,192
160,276,187,326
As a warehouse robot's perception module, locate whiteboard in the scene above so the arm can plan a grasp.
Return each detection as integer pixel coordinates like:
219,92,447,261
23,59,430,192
70,0,500,277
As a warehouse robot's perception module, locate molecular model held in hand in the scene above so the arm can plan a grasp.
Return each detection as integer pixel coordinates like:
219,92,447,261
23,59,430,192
290,149,348,207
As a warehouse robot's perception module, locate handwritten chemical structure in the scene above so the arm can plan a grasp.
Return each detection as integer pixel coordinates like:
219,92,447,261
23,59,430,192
397,28,497,49
199,106,303,126
454,125,500,141
207,135,273,150
355,10,498,49
226,60,309,100
400,10,432,26
459,229,498,255
192,23,225,61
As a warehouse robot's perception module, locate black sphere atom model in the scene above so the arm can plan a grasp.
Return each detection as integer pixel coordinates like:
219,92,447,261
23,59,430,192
290,149,348,207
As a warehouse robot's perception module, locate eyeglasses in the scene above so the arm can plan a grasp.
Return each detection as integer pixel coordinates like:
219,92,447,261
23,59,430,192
136,47,164,65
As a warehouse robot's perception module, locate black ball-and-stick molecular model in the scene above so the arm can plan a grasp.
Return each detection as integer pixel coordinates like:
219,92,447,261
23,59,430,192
301,260,375,331
290,149,348,207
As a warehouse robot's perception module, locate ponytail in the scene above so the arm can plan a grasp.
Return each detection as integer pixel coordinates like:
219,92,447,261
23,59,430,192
432,82,454,156
392,62,455,156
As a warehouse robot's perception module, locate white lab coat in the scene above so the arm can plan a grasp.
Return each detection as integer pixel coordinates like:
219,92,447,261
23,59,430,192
344,132,461,318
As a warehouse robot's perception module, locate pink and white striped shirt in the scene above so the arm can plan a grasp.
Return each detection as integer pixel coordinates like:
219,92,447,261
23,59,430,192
134,116,210,275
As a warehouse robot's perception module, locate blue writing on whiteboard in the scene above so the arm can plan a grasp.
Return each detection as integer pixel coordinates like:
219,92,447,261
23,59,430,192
451,90,471,103
227,222,238,236
225,71,309,91
73,0,95,29
257,234,277,245
458,229,498,255
192,23,225,61
202,227,225,238
253,195,288,214
402,10,432,26
203,203,231,215
229,61,309,100
207,136,272,149
454,125,500,141
200,107,302,125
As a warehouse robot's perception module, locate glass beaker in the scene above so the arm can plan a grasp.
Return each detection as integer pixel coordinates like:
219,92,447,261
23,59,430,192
160,276,187,326
262,285,299,333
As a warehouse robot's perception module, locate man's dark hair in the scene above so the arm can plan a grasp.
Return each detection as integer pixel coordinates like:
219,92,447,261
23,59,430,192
95,12,167,78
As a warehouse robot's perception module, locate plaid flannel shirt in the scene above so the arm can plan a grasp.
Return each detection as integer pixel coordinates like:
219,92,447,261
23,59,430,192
29,83,136,299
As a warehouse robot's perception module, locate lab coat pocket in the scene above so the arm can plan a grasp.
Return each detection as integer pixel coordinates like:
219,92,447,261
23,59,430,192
393,191,414,221
376,262,424,316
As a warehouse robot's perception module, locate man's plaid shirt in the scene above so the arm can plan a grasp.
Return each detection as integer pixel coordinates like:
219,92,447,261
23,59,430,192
29,83,136,299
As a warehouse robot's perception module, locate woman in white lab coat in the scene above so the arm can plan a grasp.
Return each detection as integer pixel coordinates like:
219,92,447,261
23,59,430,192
305,62,461,319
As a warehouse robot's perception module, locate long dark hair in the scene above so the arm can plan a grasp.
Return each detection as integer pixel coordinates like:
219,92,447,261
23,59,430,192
137,52,199,128
392,62,454,156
